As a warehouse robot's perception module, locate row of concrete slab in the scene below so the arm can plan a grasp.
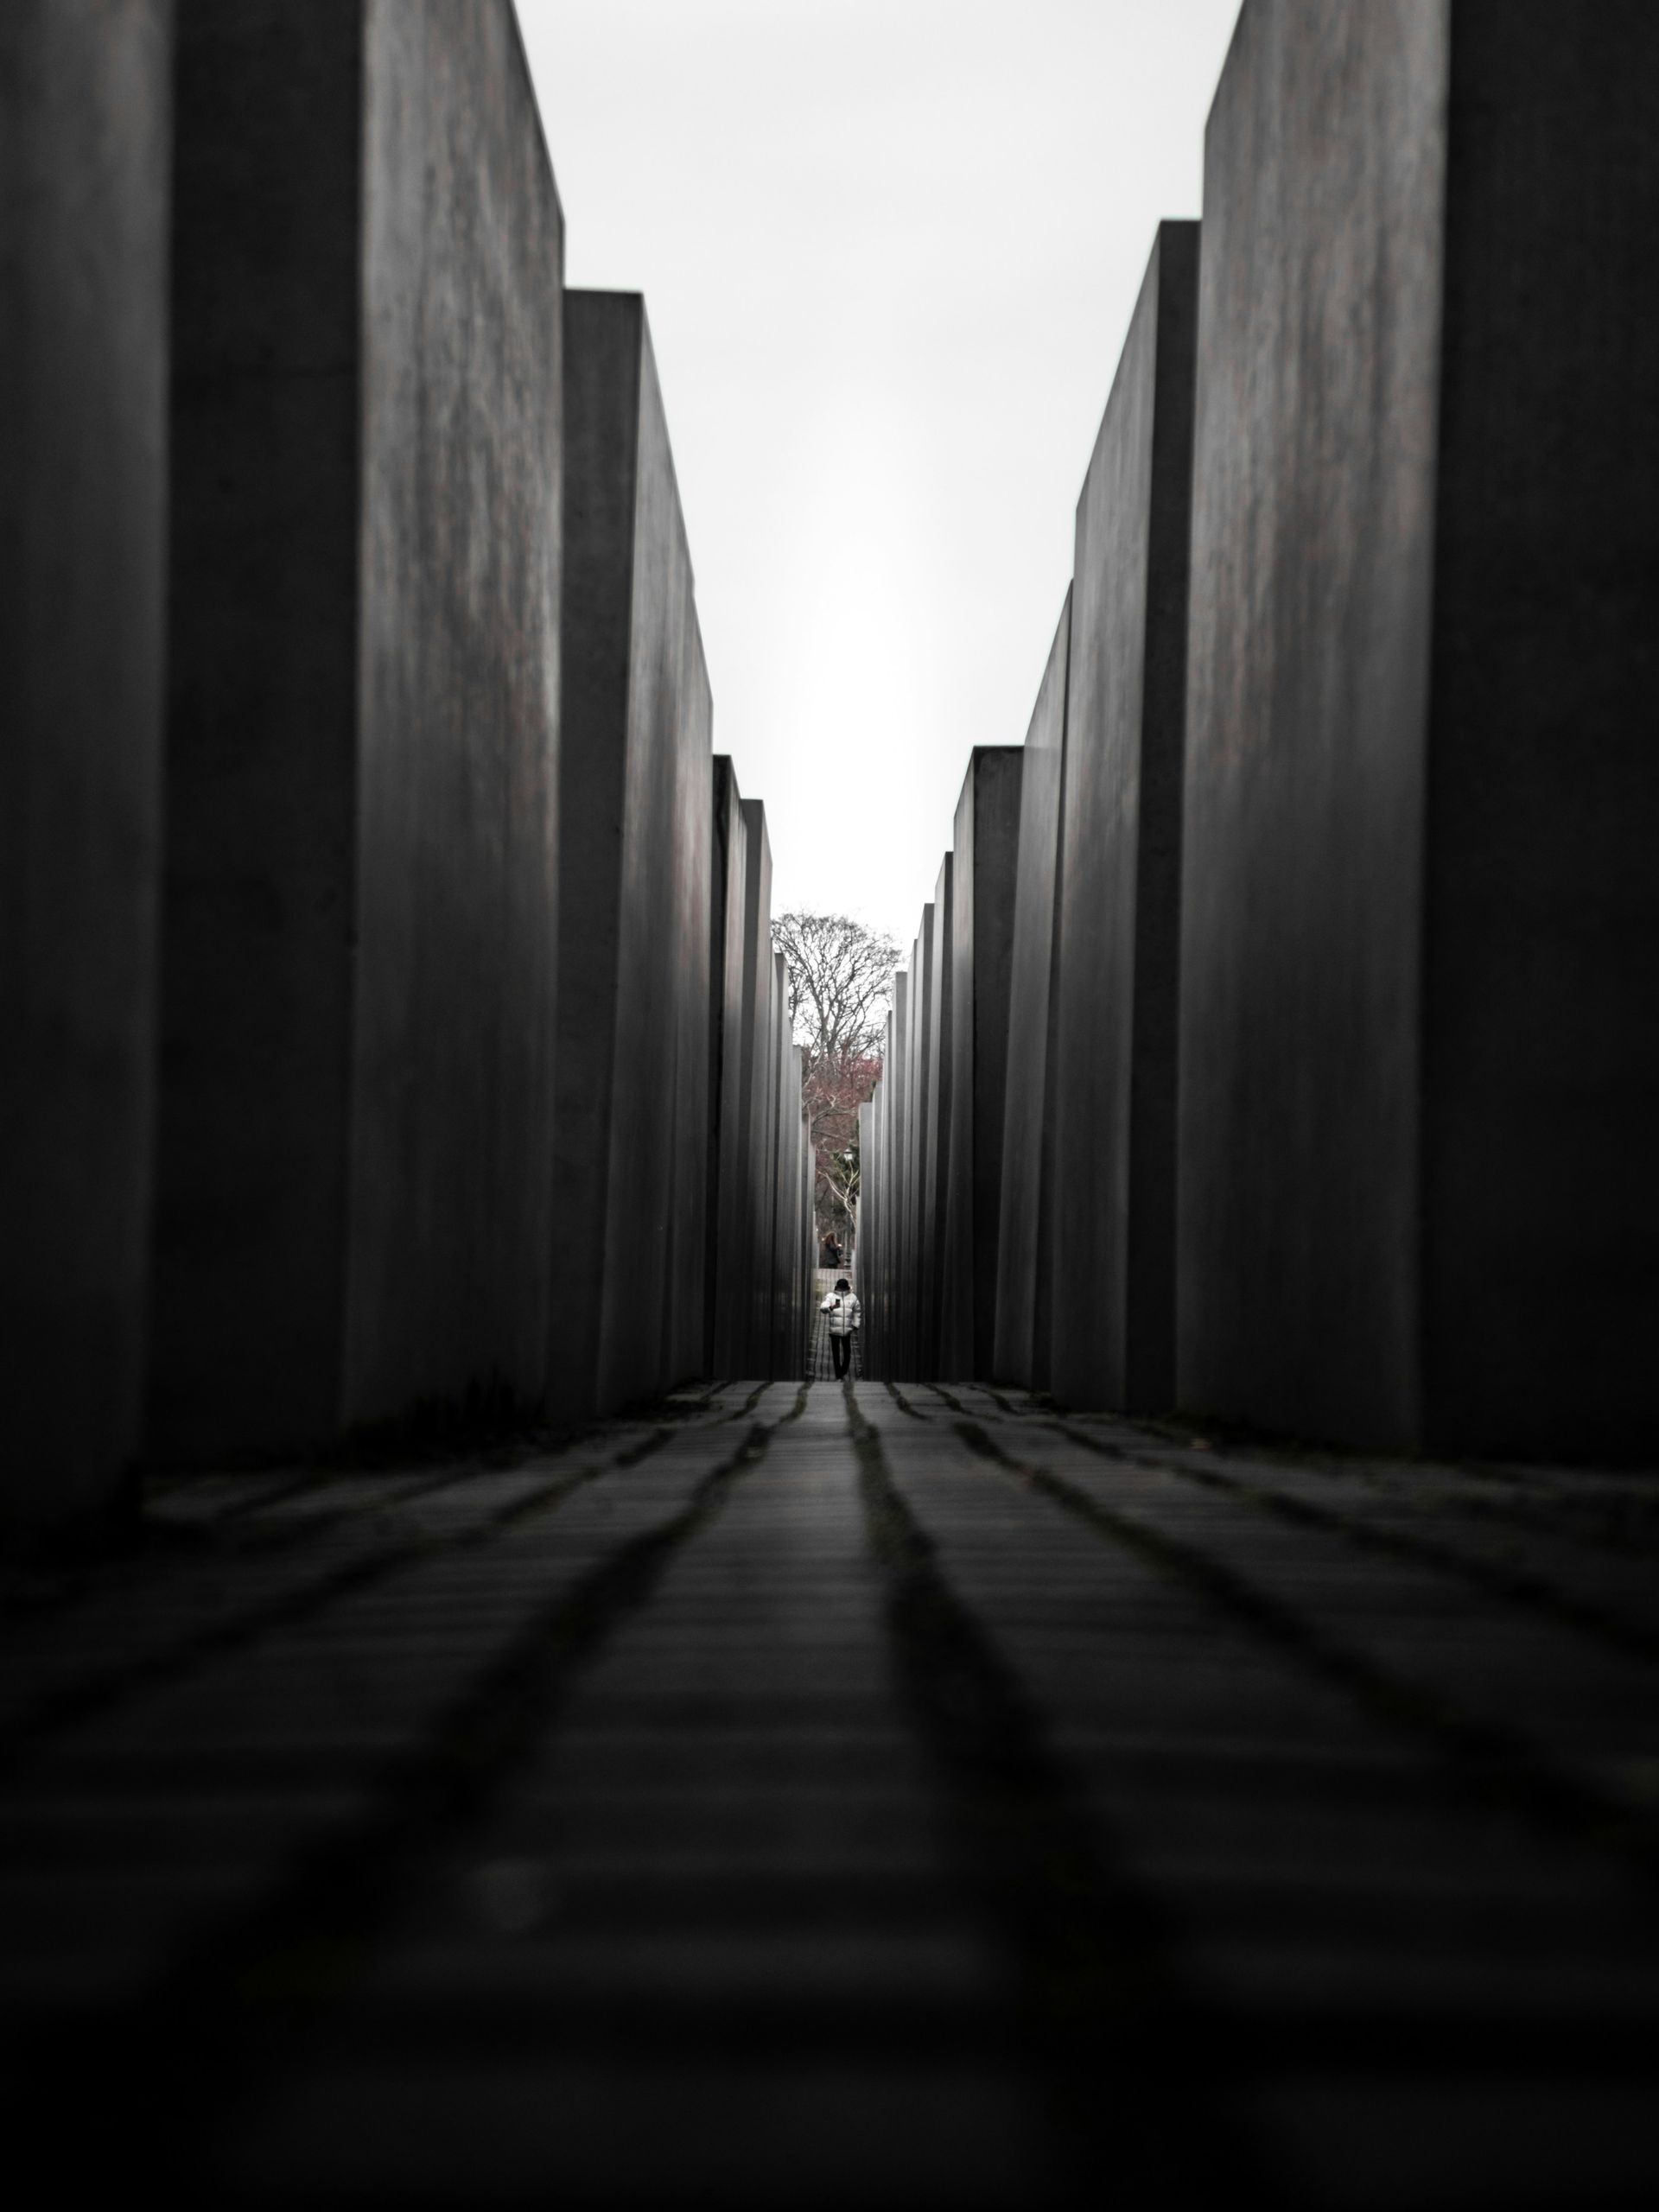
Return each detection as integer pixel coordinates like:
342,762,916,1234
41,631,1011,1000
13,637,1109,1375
858,0,1659,1464
0,3,812,1535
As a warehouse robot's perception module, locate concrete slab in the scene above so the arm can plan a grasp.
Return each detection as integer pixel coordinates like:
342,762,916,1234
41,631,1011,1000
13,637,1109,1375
770,981,803,1376
865,1052,890,1379
880,1022,897,1383
901,911,934,1384
800,1109,816,1370
762,959,785,1375
150,2,563,1461
861,1043,880,1373
767,1001,788,1376
892,938,913,1382
939,752,1023,1380
791,1088,813,1376
886,970,911,1379
594,308,701,1416
855,1100,875,1366
780,991,804,1375
901,929,918,1382
919,854,955,1382
545,291,632,1430
664,625,714,1386
0,0,171,1528
1050,226,1198,1414
734,802,774,1376
553,291,705,1421
994,594,1071,1392
749,906,781,1376
1179,2,1659,1457
707,760,748,1374
348,4,565,1432
874,1067,892,1384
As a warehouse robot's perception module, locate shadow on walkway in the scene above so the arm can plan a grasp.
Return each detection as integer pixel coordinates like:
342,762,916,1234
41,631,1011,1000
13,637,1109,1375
1,1376,1656,2206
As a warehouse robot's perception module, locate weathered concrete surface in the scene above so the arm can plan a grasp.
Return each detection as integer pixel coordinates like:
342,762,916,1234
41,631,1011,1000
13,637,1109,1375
799,1109,816,1367
788,1082,813,1375
866,1037,887,1376
873,1064,893,1382
863,1052,891,1378
0,0,172,1529
594,309,699,1414
855,1097,875,1362
1179,2,1659,1458
893,934,918,1382
702,778,804,1383
879,1034,896,1379
552,292,703,1421
766,986,789,1374
916,908,938,1374
707,760,748,1373
152,2,563,1459
886,971,912,1380
6,1385,1658,2207
939,751,1023,1379
546,294,633,1428
153,1,366,1461
901,910,935,1383
1179,3,1444,1451
919,853,955,1381
994,594,1071,1392
740,808,779,1375
1418,2,1659,1457
664,621,714,1385
346,3,563,1430
1051,226,1198,1416
765,960,787,1371
769,963,802,1375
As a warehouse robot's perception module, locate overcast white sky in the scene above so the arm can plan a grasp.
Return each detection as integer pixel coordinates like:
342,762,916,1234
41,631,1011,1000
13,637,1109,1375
518,0,1241,954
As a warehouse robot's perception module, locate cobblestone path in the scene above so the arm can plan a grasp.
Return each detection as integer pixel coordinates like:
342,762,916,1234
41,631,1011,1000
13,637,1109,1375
2,1380,1656,2208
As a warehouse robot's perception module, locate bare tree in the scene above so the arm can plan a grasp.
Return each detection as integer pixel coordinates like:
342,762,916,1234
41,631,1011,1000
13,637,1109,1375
772,912,899,1069
809,1049,880,1246
771,912,898,1247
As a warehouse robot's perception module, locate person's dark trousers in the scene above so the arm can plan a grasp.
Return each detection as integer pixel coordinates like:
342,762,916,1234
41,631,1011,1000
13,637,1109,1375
831,1334,853,1379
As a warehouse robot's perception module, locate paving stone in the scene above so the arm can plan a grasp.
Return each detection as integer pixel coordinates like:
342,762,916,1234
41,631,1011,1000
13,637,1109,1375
1242,2078,1658,2212
3,1381,1656,2207
213,2056,1064,2209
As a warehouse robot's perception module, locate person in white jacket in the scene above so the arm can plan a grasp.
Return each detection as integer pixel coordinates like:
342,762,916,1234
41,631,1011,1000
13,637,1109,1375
820,1277,861,1380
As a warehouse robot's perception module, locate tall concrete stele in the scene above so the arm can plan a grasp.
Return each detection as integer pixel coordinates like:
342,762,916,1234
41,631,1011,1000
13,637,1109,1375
550,289,707,1428
860,0,1659,1464
992,595,1070,1395
1049,222,1198,1419
0,0,811,1536
1178,0,1659,1460
859,753,1019,1386
150,0,565,1469
1,0,171,1527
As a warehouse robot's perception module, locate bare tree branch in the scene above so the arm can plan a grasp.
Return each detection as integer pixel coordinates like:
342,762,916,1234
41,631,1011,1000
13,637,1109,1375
770,912,895,1245
771,912,899,1071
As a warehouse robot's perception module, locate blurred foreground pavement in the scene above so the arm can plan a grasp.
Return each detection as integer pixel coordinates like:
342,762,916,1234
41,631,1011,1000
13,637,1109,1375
2,1377,1656,2209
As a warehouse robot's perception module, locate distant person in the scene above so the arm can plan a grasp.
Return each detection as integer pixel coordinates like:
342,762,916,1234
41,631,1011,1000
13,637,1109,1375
820,1276,860,1379
821,1231,842,1269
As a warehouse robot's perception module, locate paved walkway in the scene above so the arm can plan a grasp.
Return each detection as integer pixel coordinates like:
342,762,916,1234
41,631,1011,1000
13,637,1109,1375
2,1380,1656,2207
